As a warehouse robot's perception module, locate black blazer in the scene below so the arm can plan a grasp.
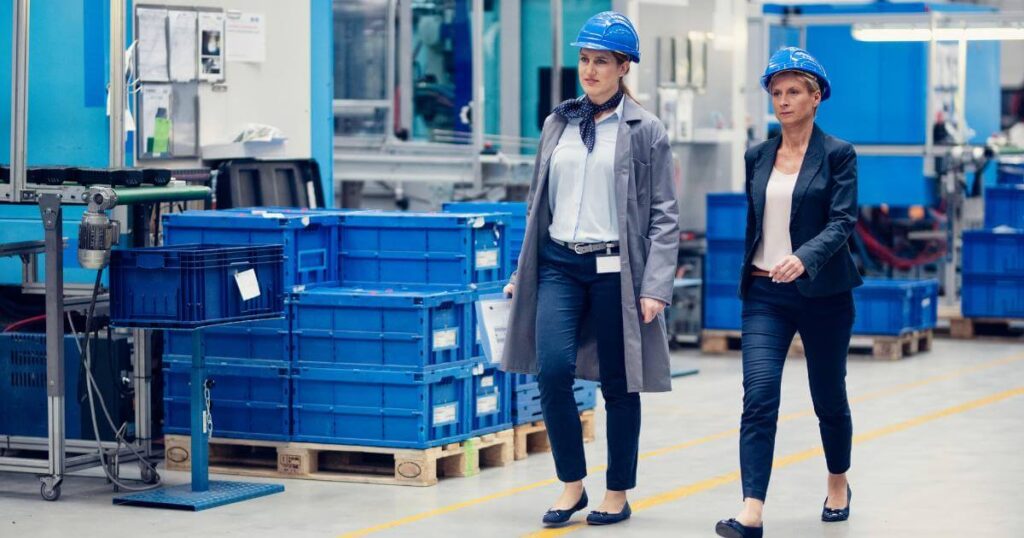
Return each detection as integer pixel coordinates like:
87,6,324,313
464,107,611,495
738,124,863,299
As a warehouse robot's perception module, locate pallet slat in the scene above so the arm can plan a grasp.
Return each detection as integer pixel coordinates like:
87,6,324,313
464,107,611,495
512,410,596,461
164,430,514,487
701,329,933,360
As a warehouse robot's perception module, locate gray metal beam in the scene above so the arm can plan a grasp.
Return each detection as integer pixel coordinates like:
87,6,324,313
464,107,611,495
7,0,30,202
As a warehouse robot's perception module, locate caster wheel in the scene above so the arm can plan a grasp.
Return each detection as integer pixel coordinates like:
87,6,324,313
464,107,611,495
40,483,61,502
140,464,160,485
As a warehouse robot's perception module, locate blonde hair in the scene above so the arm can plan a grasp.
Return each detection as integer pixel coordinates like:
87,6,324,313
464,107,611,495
610,51,637,101
769,69,821,96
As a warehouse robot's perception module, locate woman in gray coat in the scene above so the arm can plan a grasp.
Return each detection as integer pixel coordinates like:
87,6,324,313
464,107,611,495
500,11,679,528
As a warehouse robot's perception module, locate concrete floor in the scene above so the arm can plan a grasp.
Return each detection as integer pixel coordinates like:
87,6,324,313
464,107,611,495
3,337,1023,537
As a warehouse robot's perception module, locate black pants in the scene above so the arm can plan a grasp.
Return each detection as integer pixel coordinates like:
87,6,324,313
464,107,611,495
740,277,855,501
535,239,641,491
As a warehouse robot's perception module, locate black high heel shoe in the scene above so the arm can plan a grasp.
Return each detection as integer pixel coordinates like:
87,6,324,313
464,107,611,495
542,489,588,527
715,518,763,538
822,485,852,522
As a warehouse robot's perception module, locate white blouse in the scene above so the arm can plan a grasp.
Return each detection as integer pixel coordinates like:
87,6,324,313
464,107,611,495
753,167,799,272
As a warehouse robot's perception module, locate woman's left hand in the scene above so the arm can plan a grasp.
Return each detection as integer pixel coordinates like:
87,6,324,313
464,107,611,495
770,255,806,283
640,298,667,324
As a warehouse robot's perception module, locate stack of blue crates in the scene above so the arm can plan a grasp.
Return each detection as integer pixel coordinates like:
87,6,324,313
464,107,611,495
704,193,746,330
852,278,939,336
292,210,514,448
961,185,1024,318
439,201,597,426
159,209,344,441
997,158,1024,185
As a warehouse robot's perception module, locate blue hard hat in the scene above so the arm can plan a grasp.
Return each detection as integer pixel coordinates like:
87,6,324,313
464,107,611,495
571,11,641,64
761,47,831,101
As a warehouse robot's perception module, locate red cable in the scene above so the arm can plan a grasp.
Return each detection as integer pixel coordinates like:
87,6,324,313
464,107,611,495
3,314,47,333
856,221,947,270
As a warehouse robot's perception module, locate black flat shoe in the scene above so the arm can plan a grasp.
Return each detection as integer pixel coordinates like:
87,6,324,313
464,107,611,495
822,485,852,522
715,518,763,538
542,489,588,527
586,502,631,525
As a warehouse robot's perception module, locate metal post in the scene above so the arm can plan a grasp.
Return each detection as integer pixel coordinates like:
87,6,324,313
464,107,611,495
132,205,153,458
39,194,66,491
190,329,209,492
471,0,484,185
109,0,126,166
9,0,30,202
551,0,562,109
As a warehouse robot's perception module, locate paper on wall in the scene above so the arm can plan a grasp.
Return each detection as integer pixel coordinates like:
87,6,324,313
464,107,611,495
198,11,226,82
168,10,198,82
137,8,169,82
225,12,266,63
139,84,172,158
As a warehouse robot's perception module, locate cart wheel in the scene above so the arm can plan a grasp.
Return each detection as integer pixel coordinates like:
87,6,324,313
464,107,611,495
40,482,61,502
140,463,160,485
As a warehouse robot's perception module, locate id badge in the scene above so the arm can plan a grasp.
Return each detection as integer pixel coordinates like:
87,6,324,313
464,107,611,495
596,255,621,274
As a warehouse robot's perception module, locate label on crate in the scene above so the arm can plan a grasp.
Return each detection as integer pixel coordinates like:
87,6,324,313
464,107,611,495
475,249,500,270
481,375,494,388
432,328,458,350
472,363,485,376
233,269,262,301
476,394,498,415
922,297,931,309
433,403,458,426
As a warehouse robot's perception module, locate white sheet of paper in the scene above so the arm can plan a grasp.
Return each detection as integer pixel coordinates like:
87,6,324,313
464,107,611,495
139,84,172,157
234,269,261,301
596,255,621,274
225,12,265,63
137,8,169,82
168,10,198,81
198,12,226,82
476,294,511,365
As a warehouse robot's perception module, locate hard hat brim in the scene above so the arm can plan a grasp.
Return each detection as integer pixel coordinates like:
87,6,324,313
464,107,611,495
570,41,640,63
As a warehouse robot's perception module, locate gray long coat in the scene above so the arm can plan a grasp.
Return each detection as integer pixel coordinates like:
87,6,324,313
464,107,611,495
500,97,680,393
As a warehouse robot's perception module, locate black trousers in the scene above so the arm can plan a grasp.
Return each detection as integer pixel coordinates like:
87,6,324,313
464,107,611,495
535,239,641,491
739,277,855,501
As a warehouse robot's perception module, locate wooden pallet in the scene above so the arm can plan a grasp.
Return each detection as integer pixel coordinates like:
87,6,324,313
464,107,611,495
701,329,933,361
947,317,1024,340
700,330,802,357
164,429,514,487
791,330,933,361
512,410,596,461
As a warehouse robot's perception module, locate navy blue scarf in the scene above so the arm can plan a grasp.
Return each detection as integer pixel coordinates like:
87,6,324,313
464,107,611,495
553,91,624,153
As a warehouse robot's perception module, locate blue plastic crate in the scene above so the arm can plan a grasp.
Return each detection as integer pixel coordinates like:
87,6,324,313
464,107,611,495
963,229,1024,277
513,381,598,425
164,209,342,288
164,316,290,365
703,281,742,330
0,333,133,441
984,186,1024,229
962,274,1024,318
470,362,512,435
908,279,939,330
443,202,526,278
339,211,508,287
705,239,745,283
290,285,475,369
110,244,285,330
162,359,290,441
997,159,1024,185
852,279,916,336
706,193,747,240
291,362,475,448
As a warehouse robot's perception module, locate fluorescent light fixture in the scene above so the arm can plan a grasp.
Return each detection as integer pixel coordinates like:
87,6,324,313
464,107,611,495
853,22,1024,42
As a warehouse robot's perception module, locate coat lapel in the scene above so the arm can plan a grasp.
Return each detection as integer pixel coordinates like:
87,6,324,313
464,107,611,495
532,116,568,212
752,136,780,231
790,125,825,222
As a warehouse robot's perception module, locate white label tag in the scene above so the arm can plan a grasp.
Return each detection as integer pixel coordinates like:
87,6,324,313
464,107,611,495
922,297,931,309
476,394,498,415
476,249,499,270
472,363,485,376
432,328,458,350
433,403,458,426
596,255,621,274
481,375,494,388
234,269,261,301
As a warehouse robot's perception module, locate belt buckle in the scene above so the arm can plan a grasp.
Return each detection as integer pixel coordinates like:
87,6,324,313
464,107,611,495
573,243,586,255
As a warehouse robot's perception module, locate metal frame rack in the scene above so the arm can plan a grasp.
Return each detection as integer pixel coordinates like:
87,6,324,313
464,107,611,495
0,0,210,500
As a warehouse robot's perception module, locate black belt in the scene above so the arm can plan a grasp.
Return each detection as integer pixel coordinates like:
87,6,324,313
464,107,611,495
550,238,620,255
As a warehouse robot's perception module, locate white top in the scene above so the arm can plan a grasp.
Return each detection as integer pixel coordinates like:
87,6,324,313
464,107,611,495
547,98,624,243
753,167,799,272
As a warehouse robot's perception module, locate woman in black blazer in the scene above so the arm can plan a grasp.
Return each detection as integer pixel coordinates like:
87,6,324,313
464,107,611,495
715,48,863,538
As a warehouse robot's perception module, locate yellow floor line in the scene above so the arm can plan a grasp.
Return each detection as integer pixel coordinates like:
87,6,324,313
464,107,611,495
522,386,1024,537
338,352,1024,538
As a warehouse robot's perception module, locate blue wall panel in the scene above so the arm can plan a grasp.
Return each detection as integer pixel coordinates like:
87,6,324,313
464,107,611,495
857,156,933,207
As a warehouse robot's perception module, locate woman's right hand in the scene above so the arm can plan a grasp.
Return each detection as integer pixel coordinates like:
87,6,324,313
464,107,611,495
503,283,515,298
